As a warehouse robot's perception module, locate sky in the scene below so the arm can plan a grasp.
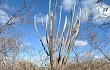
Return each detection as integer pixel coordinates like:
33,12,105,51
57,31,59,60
0,0,110,62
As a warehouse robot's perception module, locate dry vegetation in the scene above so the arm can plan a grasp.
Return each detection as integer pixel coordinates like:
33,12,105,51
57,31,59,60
0,0,110,70
0,59,110,70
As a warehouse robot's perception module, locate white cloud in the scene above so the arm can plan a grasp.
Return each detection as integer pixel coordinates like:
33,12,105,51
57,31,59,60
81,1,110,24
10,18,20,23
0,9,20,25
81,0,95,21
36,12,57,24
80,52,105,60
81,0,96,7
74,40,88,47
42,37,88,47
0,9,9,24
62,0,76,11
20,44,24,47
94,55,104,59
80,51,94,58
92,3,110,24
81,7,90,21
25,43,31,46
36,15,47,23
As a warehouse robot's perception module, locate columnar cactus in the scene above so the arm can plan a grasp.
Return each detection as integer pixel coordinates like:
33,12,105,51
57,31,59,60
34,0,81,70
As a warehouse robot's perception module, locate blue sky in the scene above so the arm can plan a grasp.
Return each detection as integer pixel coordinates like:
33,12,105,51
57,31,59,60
0,0,110,61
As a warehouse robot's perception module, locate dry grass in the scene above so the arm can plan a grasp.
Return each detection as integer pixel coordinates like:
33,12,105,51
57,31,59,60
0,59,110,70
64,61,110,70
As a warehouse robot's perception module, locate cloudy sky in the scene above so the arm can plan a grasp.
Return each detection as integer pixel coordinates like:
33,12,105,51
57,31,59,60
0,0,110,60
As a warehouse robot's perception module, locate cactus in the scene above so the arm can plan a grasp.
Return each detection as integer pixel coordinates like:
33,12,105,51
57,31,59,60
34,0,81,70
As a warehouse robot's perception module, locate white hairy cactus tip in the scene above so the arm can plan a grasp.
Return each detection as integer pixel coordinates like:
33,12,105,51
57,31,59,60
34,14,37,24
60,6,62,12
41,17,43,23
46,14,48,29
63,16,67,32
49,0,51,15
79,8,82,19
59,6,62,24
